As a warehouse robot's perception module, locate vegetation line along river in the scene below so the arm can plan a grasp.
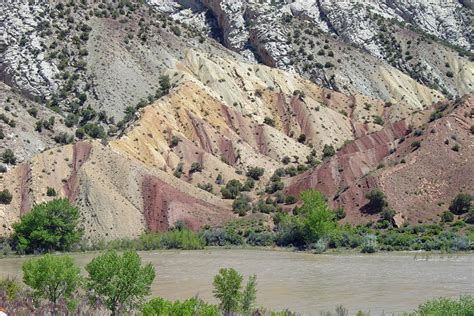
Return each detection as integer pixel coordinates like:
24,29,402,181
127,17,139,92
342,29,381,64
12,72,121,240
1,249,473,315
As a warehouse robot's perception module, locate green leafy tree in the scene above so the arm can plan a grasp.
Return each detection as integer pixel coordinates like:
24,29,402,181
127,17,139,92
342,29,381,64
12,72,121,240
12,199,82,254
85,250,155,315
213,268,243,313
241,275,257,313
213,268,258,314
299,190,337,244
22,255,81,305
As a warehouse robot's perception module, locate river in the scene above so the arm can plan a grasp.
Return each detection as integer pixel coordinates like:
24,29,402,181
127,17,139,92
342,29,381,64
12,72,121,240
1,249,473,315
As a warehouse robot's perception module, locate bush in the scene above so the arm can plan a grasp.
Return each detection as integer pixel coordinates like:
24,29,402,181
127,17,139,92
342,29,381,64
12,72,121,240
322,144,335,159
86,250,155,314
233,194,252,216
221,179,242,199
1,149,16,165
361,234,378,253
0,189,13,204
22,255,81,304
12,199,82,254
246,231,274,246
0,277,22,301
189,162,203,173
159,229,205,250
142,297,219,316
263,117,275,127
441,211,454,223
246,167,265,180
417,296,474,315
365,189,387,213
449,193,473,215
46,187,57,197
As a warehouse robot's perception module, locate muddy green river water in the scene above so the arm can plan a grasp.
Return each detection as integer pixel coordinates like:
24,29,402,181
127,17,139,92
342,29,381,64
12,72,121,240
1,249,473,315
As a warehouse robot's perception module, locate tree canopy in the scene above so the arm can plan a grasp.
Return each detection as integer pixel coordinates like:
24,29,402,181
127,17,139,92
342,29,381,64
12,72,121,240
85,250,155,315
12,198,82,254
22,254,81,304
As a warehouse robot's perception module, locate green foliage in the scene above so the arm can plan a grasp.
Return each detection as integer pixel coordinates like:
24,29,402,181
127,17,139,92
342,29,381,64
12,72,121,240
0,189,13,204
322,144,335,159
213,268,257,314
22,255,81,304
0,277,22,301
46,187,57,197
416,296,474,315
221,179,242,199
158,229,205,250
189,162,203,173
241,275,257,313
82,123,106,139
361,234,378,253
365,189,387,213
263,117,275,127
449,193,473,215
1,149,17,164
86,250,156,314
233,194,252,216
441,211,454,223
246,167,265,180
141,297,219,316
299,190,338,244
158,75,171,97
12,199,82,254
213,268,242,313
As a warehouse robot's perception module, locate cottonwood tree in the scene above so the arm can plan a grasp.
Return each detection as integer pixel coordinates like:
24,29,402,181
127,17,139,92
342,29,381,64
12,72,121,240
85,250,155,315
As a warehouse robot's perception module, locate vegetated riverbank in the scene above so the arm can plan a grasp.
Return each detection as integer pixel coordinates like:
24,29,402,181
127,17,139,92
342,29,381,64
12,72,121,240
1,249,473,315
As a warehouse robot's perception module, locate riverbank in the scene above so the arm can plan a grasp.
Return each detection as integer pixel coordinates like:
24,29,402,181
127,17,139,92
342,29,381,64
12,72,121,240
1,249,473,314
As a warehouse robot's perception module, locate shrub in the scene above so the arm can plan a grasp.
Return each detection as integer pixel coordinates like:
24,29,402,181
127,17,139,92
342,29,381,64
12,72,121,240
441,211,454,223
22,255,81,304
285,195,297,205
449,193,473,215
0,189,12,204
246,231,274,246
263,117,275,127
142,297,219,316
1,149,16,165
361,234,378,253
417,296,474,315
0,277,22,301
246,167,265,180
82,123,106,139
373,115,384,126
233,194,252,216
322,144,335,159
365,189,387,213
221,180,242,199
159,229,205,250
189,162,203,173
335,208,346,220
411,141,421,150
86,250,155,314
46,187,57,197
12,199,82,254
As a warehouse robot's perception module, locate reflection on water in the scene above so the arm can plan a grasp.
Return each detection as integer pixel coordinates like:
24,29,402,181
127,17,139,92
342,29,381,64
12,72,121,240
1,249,473,315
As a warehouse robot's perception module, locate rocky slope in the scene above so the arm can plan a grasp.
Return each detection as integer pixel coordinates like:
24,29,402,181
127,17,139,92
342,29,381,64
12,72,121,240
0,0,473,241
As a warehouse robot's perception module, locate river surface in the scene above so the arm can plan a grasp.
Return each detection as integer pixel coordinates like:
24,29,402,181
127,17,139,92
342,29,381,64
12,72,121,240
1,249,473,315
